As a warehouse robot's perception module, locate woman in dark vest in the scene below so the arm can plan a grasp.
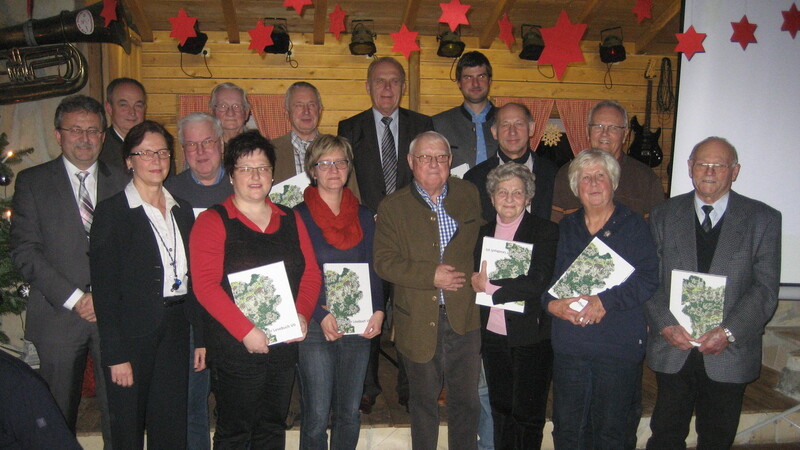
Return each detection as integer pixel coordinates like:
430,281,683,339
189,130,321,449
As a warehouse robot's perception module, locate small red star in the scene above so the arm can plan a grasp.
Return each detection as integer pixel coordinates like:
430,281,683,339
675,25,706,61
782,3,800,39
329,4,347,40
248,20,275,55
391,24,420,60
731,15,757,50
284,0,313,16
169,8,197,46
439,0,471,32
537,10,587,80
632,0,652,25
100,0,118,27
497,13,515,49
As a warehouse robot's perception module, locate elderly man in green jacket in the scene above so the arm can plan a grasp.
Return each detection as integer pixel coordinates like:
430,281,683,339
375,131,484,450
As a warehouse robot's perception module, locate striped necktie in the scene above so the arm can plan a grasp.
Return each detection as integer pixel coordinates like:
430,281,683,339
76,171,93,235
701,204,713,233
380,116,397,195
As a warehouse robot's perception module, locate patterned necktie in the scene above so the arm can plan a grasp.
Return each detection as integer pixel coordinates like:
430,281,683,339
76,171,93,235
701,205,713,233
380,116,397,195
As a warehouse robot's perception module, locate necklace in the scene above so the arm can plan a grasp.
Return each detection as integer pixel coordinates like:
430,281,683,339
148,211,182,293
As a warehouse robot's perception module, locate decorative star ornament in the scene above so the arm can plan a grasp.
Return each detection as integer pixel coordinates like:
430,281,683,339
497,13,515,49
731,15,757,50
631,0,652,24
782,3,800,39
169,8,198,46
675,25,706,60
284,0,313,16
100,0,118,27
329,4,347,40
248,20,275,55
537,10,587,80
391,24,420,60
439,0,471,32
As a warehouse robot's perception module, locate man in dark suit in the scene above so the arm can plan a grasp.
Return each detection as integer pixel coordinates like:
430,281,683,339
10,95,128,448
464,102,557,222
272,81,322,183
644,137,781,449
100,77,147,172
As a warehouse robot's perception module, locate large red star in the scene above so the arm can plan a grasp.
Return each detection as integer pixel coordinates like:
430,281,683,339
329,4,347,40
248,20,275,55
675,25,706,61
782,3,800,39
731,15,757,50
100,0,118,27
284,0,313,16
439,0,471,32
537,10,587,80
391,24,420,60
497,13,514,49
632,0,652,25
169,8,197,46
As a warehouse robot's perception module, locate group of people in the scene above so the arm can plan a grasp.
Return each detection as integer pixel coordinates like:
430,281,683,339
6,49,780,450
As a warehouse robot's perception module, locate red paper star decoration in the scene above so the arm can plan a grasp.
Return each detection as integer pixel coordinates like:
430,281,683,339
439,0,471,32
731,15,757,50
498,13,515,49
169,8,197,46
284,0,313,16
632,0,652,25
248,20,275,55
675,25,706,61
391,24,420,60
329,4,347,40
537,10,587,80
782,3,800,39
100,0,118,27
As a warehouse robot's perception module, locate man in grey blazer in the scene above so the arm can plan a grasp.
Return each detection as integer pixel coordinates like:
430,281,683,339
644,137,781,449
10,95,128,447
272,81,322,183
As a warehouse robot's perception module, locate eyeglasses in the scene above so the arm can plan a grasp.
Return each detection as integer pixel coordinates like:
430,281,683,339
494,189,525,200
58,127,104,138
130,150,171,161
235,165,273,175
314,159,349,171
214,103,245,114
693,162,733,172
588,124,627,134
412,154,451,165
183,138,219,153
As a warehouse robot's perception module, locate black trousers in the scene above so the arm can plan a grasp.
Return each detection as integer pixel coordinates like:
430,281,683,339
647,349,747,450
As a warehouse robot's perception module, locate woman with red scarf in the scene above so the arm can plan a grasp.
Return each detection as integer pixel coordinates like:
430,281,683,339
294,134,384,449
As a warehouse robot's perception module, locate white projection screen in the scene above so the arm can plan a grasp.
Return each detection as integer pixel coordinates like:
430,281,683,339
673,0,800,292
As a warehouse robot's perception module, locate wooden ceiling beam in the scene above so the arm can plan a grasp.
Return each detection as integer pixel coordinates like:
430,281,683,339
402,0,422,30
478,0,515,49
636,0,681,53
121,0,152,42
312,0,328,45
576,0,602,24
220,0,239,43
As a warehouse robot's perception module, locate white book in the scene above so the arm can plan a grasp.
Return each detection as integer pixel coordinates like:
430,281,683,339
227,261,302,345
269,172,308,208
323,263,374,335
475,237,533,313
669,269,727,340
548,237,635,302
450,163,470,179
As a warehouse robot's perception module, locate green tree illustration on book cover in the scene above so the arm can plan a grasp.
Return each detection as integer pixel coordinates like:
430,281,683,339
680,275,725,338
488,242,531,309
231,273,282,343
325,268,362,334
475,237,533,313
548,237,634,300
269,184,304,208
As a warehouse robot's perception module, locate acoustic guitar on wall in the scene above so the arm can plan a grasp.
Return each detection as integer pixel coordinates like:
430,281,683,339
628,59,663,167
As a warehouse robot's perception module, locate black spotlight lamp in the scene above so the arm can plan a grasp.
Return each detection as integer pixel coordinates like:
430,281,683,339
437,25,465,58
263,18,291,54
350,20,377,56
178,22,208,55
519,24,544,61
600,26,626,63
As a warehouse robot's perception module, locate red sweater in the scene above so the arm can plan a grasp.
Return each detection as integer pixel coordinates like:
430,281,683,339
189,196,321,341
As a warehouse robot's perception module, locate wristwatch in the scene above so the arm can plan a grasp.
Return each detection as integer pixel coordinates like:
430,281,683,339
723,327,735,343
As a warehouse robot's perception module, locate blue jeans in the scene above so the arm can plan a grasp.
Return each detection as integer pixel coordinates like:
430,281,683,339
552,352,640,450
188,325,211,450
298,319,371,450
477,362,494,450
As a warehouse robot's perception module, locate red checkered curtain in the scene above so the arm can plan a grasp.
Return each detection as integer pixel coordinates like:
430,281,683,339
494,98,555,151
178,94,290,139
555,99,595,156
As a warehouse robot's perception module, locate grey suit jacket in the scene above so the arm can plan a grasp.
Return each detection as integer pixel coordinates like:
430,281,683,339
644,191,781,383
432,103,498,169
10,156,128,343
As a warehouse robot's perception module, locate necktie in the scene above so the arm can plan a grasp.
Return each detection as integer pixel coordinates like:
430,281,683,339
701,205,713,233
76,171,93,235
380,116,397,195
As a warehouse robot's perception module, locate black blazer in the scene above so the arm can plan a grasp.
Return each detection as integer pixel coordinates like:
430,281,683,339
338,107,433,213
90,189,199,366
474,211,559,347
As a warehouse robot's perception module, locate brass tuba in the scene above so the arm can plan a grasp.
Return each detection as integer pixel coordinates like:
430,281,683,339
0,1,133,105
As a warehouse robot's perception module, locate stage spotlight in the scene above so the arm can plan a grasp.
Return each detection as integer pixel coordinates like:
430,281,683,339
437,28,465,58
600,27,626,63
519,24,544,61
350,20,376,56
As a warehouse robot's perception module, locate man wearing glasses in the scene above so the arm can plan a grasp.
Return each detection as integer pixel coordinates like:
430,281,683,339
10,95,128,448
100,78,147,172
210,82,252,142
